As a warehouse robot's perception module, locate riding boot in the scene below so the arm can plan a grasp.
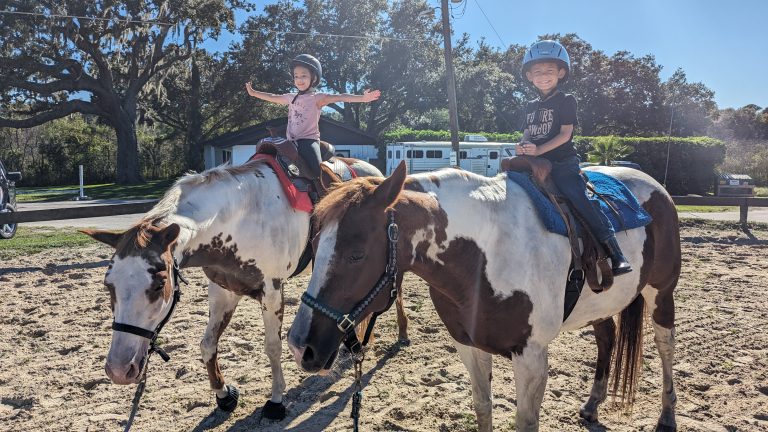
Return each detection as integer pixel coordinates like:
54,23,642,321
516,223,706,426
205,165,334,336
308,177,322,204
602,236,632,275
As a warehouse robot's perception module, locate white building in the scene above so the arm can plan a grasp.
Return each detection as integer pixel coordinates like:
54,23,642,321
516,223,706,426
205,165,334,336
202,117,380,169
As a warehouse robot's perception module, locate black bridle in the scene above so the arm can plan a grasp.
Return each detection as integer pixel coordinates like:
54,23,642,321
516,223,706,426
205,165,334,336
300,210,400,355
111,257,188,363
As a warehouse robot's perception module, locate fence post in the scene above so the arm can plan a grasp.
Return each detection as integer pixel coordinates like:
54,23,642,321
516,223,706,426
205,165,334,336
740,202,749,228
75,165,90,201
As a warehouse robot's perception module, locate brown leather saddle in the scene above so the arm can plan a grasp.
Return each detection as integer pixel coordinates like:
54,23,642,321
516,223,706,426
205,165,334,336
254,138,350,200
502,156,614,311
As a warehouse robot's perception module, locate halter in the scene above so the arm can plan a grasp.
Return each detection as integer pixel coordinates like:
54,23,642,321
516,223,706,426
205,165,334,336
111,257,188,363
300,210,400,354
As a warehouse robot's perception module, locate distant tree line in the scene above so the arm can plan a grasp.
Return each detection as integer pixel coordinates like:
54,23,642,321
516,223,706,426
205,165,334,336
1,0,766,187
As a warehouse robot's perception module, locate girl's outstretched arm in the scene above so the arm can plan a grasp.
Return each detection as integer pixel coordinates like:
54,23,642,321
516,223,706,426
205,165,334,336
245,82,289,105
319,89,381,106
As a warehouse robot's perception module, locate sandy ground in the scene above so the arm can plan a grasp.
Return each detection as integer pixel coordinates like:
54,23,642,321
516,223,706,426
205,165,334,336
1,221,767,432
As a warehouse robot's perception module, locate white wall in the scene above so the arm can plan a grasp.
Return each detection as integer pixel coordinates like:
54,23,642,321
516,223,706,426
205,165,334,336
232,145,258,165
204,143,378,168
333,144,378,161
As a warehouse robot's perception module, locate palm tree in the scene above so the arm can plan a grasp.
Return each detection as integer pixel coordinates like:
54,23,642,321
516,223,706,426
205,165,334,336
587,136,634,165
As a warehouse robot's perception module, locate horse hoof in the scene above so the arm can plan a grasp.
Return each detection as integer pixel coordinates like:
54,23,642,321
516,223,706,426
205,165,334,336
262,400,287,420
578,407,598,423
398,338,411,346
216,385,239,412
654,423,677,432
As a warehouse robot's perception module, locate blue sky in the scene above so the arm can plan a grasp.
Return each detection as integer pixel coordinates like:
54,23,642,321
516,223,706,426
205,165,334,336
205,0,767,109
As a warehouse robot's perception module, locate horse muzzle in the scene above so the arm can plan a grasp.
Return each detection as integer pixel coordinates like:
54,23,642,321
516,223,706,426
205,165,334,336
104,340,149,384
288,341,336,374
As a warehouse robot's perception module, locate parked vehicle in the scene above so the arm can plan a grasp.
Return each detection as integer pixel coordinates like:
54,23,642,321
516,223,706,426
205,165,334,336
386,138,517,176
0,159,22,239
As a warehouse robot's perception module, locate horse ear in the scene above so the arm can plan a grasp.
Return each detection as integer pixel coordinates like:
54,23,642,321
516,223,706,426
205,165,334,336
159,223,181,249
318,163,341,196
80,229,123,249
372,160,407,208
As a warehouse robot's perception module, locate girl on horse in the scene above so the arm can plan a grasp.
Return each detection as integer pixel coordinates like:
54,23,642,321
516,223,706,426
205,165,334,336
245,54,381,186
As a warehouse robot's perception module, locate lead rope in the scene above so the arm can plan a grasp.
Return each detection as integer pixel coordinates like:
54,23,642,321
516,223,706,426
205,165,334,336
351,350,365,431
124,364,149,432
119,257,187,432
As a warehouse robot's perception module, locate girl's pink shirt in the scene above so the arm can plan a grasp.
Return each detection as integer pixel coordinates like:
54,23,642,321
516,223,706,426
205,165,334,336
281,92,327,141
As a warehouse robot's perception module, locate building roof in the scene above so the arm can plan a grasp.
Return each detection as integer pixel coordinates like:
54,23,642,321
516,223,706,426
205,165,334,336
202,116,378,149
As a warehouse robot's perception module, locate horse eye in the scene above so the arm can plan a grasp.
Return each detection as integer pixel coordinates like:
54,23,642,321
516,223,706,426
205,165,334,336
347,252,365,264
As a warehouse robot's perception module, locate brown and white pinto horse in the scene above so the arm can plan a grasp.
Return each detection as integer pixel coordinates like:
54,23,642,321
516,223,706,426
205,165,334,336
288,161,681,432
83,157,405,418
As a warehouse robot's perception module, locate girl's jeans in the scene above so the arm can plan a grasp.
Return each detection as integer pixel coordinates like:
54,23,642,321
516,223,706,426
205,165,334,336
296,139,322,179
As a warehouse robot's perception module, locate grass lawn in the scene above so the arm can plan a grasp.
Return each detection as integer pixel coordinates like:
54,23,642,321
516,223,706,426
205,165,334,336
0,226,97,259
676,205,739,213
16,179,175,202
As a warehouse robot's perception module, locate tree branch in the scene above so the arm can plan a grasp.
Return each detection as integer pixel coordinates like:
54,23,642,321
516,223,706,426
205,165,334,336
0,100,110,128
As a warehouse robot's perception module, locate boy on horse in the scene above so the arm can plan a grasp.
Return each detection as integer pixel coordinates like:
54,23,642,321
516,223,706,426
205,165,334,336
517,40,632,275
245,54,381,188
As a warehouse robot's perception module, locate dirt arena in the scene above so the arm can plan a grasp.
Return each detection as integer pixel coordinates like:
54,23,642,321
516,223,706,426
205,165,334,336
1,220,767,431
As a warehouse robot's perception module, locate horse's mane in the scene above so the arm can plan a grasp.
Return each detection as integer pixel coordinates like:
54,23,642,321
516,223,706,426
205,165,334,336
313,176,384,230
128,160,268,245
314,168,492,230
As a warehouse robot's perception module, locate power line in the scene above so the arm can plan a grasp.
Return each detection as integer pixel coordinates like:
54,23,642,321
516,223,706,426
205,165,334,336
472,0,506,47
245,29,430,44
0,9,175,26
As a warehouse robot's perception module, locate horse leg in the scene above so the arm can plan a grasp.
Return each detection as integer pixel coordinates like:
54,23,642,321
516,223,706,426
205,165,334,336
395,274,409,344
201,281,242,412
260,278,287,420
453,341,493,432
579,318,616,422
511,343,549,432
642,285,677,432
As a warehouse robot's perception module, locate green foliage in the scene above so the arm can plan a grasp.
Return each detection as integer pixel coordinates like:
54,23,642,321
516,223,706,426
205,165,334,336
0,0,248,183
382,127,522,143
0,227,96,259
587,136,634,165
577,136,725,195
17,179,174,202
234,0,443,136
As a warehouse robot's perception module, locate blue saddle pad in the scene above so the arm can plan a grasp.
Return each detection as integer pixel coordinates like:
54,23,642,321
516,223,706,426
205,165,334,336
506,170,652,237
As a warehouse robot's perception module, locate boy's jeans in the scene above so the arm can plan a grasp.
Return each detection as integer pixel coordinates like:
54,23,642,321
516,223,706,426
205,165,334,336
549,156,614,242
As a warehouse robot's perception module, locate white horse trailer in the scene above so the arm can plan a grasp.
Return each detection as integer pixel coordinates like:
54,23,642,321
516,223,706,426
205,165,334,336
386,141,517,176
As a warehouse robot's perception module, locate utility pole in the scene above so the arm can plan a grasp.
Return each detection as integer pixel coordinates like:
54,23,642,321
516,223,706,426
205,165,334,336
441,0,461,167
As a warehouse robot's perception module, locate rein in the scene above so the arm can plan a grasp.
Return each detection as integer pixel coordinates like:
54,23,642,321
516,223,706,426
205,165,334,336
300,209,400,431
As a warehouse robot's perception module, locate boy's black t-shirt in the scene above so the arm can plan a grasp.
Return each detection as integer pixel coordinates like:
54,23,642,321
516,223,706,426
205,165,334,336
521,91,578,162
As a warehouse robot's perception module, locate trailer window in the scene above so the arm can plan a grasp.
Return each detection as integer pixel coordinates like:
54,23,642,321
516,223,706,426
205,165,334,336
426,150,442,158
410,150,423,158
396,150,401,159
460,151,467,159
388,150,392,159
489,151,498,160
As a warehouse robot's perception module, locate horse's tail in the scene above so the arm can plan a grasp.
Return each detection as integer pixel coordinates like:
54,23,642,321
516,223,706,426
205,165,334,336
610,293,645,407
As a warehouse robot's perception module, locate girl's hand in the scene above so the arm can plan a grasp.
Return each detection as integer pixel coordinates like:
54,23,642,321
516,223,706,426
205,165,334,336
245,81,255,96
362,89,381,102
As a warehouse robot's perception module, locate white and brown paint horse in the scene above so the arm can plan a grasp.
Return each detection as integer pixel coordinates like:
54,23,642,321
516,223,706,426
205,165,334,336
288,161,680,431
83,156,407,418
